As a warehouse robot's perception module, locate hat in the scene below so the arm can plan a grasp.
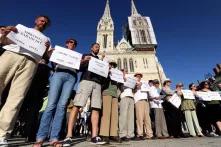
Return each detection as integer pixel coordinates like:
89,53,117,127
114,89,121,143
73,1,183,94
153,79,160,84
134,73,143,78
163,78,171,83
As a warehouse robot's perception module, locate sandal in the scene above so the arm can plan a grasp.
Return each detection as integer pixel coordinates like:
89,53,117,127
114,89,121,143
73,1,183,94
50,141,62,147
32,141,43,147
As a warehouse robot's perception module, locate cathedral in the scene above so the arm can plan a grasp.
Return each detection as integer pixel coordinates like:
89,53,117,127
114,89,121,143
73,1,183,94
96,0,167,84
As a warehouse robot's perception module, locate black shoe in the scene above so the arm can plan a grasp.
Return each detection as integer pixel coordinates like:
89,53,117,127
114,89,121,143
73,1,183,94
90,136,107,145
133,136,144,141
120,137,130,142
62,137,73,147
101,136,110,144
110,136,122,143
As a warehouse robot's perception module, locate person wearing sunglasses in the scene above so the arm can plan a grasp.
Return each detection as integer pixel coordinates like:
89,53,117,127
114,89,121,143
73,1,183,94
34,38,78,147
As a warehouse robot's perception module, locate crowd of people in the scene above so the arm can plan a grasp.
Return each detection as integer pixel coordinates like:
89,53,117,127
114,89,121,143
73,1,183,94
0,16,221,147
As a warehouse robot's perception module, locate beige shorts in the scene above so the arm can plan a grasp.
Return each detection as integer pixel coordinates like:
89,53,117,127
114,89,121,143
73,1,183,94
73,80,102,109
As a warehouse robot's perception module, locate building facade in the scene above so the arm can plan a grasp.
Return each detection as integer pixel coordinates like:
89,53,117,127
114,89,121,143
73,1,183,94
96,0,167,84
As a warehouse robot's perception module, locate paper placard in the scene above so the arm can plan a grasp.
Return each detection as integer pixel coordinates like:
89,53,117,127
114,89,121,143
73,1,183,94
181,90,195,100
124,77,137,89
169,94,181,108
141,82,151,92
110,68,124,83
208,91,221,101
88,57,109,78
196,92,211,101
7,24,48,56
50,45,82,70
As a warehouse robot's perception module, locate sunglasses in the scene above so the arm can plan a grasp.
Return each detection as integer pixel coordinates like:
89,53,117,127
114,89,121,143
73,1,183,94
69,41,76,44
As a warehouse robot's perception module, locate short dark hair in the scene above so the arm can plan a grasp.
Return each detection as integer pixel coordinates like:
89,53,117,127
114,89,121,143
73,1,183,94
36,15,51,27
0,26,6,28
66,38,78,46
91,43,100,48
189,83,195,89
149,80,153,83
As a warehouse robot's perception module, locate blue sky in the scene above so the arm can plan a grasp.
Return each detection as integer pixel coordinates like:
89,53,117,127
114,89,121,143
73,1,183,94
1,0,221,88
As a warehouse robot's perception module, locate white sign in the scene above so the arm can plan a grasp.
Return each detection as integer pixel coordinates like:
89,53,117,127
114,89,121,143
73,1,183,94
169,94,181,108
50,45,82,70
7,24,48,56
208,91,221,101
196,92,211,101
110,68,124,83
124,77,137,89
181,90,195,100
141,81,151,92
88,57,109,78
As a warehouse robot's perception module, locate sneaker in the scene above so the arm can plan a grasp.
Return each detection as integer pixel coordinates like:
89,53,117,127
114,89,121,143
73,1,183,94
62,137,73,147
0,138,8,147
90,136,106,145
209,132,219,137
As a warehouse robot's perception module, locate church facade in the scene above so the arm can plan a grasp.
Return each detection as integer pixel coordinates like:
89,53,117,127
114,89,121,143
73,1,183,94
96,0,167,84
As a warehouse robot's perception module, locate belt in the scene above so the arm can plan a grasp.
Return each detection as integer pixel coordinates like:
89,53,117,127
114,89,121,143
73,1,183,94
139,99,147,102
56,68,77,77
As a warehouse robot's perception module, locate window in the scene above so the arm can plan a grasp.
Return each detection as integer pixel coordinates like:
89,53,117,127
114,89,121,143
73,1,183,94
123,58,128,71
145,59,148,68
117,58,122,70
135,60,137,68
129,58,134,72
103,34,108,48
143,58,146,68
140,30,147,43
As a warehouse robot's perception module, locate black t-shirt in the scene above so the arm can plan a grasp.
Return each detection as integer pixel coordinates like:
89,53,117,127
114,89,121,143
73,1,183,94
80,53,103,84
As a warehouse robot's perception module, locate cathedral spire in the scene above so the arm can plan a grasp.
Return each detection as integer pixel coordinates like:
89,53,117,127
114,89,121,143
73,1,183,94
102,0,112,19
131,0,140,16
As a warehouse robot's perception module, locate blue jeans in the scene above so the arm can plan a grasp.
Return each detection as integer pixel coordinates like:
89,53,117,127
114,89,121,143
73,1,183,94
36,71,76,141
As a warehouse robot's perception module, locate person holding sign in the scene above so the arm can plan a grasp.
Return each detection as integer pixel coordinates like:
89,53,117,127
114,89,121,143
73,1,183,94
197,81,221,136
34,39,78,147
149,79,169,139
0,15,51,146
161,80,183,138
134,73,153,140
99,60,121,143
118,69,135,141
179,83,203,137
63,43,106,146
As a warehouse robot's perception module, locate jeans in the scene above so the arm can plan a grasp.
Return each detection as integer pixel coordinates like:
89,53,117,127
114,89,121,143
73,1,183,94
36,71,76,141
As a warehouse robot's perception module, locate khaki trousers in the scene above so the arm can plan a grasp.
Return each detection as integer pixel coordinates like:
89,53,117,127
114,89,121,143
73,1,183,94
100,95,118,137
0,51,37,138
184,110,202,136
153,108,169,137
119,97,135,138
135,100,153,138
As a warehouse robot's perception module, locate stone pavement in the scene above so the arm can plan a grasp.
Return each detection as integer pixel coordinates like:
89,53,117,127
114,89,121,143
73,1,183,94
6,136,221,147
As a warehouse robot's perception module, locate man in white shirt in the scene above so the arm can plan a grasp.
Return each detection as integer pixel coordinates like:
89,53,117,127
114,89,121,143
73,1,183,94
119,69,135,141
134,73,153,140
0,15,51,146
149,79,169,138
